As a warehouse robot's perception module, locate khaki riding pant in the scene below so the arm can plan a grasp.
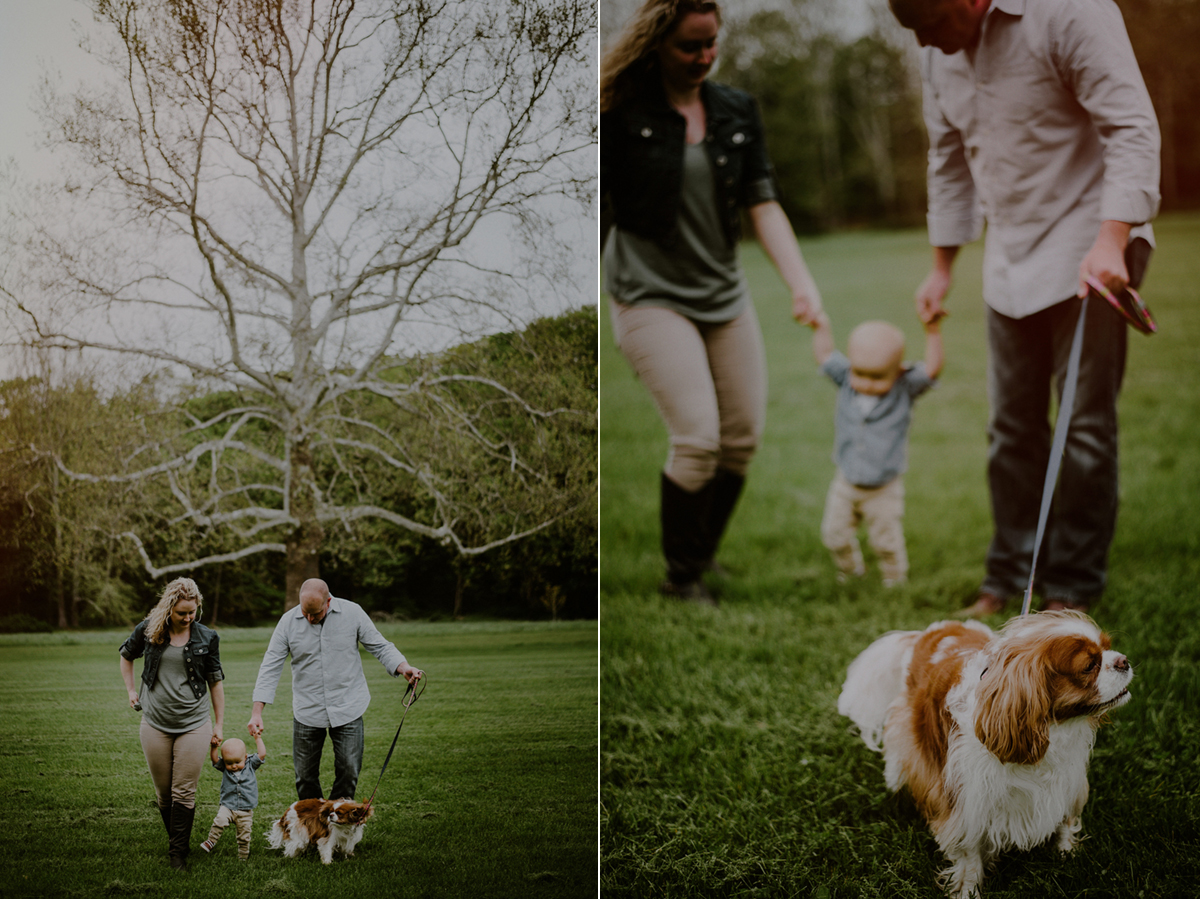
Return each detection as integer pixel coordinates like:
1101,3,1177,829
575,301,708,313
821,473,908,584
139,718,210,810
610,301,767,493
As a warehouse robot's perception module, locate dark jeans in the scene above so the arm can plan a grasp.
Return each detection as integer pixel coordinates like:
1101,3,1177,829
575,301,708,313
293,716,365,801
983,296,1127,602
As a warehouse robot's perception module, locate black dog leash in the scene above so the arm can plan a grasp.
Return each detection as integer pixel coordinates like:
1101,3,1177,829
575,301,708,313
363,676,426,812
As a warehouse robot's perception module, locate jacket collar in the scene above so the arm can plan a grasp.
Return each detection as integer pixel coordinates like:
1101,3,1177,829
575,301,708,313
631,76,732,126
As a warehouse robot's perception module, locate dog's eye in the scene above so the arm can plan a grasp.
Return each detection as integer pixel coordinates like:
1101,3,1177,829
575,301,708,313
1083,658,1098,672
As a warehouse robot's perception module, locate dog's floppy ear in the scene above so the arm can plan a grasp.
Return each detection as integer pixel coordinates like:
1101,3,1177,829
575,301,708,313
974,643,1051,765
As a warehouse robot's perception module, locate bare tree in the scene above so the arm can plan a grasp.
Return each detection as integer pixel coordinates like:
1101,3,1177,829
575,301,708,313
3,0,597,608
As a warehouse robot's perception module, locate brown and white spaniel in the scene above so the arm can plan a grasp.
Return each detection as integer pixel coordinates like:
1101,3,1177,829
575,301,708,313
266,798,374,864
838,610,1133,898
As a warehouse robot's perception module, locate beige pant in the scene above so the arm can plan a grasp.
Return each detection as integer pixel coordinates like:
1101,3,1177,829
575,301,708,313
207,805,255,858
821,473,908,583
610,300,767,492
139,718,210,810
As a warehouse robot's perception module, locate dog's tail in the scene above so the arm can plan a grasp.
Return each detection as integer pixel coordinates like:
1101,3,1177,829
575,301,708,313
837,629,919,751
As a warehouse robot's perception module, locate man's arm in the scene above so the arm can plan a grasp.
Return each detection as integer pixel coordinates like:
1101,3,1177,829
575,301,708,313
354,605,409,676
248,621,290,736
914,245,960,325
1062,3,1159,294
916,51,975,325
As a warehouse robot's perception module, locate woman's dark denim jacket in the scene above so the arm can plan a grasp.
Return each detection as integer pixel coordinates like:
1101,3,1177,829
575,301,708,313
601,78,779,250
120,619,224,700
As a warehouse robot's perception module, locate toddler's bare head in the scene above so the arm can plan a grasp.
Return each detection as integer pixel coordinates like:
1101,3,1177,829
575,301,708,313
847,321,905,396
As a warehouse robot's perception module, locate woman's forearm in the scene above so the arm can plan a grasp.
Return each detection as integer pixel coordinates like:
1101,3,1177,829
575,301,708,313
748,201,823,323
210,681,225,729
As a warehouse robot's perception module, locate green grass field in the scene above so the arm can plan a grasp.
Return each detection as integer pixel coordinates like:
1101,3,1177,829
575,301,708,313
600,213,1200,897
0,620,598,899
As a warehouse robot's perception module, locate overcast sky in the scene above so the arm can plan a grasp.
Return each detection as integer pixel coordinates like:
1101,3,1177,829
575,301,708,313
0,0,106,182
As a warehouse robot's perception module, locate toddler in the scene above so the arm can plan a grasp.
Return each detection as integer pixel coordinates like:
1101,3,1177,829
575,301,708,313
809,311,943,586
201,735,267,859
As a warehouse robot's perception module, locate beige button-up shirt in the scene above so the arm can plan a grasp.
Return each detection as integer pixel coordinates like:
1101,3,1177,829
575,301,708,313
921,0,1160,318
252,597,406,729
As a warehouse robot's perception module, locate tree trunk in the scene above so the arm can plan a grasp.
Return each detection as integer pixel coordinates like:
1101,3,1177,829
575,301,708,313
52,469,68,629
210,564,221,627
284,439,323,611
69,546,82,629
453,570,465,620
53,560,68,630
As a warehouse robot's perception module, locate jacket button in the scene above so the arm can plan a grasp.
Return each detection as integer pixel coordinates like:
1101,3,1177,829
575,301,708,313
716,155,727,166
725,177,735,187
640,127,652,138
732,132,745,144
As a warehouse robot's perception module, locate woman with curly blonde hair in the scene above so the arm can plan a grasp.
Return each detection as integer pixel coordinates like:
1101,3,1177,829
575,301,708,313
602,0,825,603
119,577,225,869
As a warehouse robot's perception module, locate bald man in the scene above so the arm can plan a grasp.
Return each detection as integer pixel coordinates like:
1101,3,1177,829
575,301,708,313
249,578,423,801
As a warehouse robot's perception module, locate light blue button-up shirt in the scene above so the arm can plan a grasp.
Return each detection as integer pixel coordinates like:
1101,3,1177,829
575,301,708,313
823,351,935,488
214,753,264,811
252,597,406,728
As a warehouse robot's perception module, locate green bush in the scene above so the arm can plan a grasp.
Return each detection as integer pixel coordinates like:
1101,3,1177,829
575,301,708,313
0,613,53,634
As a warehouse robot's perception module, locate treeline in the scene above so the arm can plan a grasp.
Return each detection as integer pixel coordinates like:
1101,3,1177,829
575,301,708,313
0,308,598,631
718,14,927,233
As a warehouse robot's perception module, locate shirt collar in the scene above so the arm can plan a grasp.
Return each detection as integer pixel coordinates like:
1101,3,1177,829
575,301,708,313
290,596,342,621
990,0,1024,17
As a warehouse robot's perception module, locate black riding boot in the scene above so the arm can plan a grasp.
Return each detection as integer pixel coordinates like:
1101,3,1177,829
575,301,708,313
660,473,717,604
701,468,745,575
168,804,195,870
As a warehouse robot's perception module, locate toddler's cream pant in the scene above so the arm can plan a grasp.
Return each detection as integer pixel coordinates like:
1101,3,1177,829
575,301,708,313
821,473,908,584
206,805,255,859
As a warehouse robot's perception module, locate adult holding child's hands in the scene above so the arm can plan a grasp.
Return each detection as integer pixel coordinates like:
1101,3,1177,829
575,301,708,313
250,578,423,803
888,0,1160,618
119,577,225,870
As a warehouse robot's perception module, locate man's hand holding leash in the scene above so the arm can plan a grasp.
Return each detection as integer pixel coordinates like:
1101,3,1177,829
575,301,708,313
1077,220,1133,298
397,662,424,685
